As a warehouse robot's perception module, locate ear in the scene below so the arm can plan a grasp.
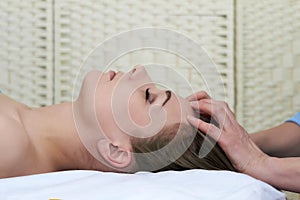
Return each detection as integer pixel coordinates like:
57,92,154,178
97,139,132,169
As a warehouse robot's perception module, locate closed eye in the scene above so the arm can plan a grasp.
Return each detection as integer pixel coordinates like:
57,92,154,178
145,88,155,104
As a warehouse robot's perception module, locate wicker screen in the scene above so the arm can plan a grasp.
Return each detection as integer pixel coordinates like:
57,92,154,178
236,0,300,132
0,0,53,107
54,0,235,108
0,0,234,108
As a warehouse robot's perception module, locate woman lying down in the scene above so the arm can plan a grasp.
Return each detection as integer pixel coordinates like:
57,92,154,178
0,65,235,178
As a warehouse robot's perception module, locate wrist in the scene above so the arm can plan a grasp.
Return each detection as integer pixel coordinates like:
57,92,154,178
242,149,270,177
244,155,300,192
244,155,280,185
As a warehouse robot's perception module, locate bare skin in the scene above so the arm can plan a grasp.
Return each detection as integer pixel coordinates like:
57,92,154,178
250,122,300,157
0,94,99,178
187,91,300,192
0,66,194,178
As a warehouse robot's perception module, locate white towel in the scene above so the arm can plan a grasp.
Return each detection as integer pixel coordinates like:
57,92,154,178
0,169,285,200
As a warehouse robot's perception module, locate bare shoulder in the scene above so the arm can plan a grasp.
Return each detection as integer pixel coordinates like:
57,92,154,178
0,95,35,178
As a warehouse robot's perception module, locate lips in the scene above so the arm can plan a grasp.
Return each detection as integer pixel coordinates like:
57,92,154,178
108,70,116,81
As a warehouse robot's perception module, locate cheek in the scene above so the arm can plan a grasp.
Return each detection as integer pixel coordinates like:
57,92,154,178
94,85,116,136
129,94,151,127
164,101,182,125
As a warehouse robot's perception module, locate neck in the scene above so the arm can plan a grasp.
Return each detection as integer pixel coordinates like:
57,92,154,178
22,102,106,172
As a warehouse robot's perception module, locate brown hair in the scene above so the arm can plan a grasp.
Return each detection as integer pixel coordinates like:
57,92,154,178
130,122,236,172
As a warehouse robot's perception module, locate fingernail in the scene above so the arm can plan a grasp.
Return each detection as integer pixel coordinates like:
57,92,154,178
190,101,198,107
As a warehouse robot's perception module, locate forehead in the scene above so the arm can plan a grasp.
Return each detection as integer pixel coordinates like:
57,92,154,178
178,96,195,117
171,95,195,125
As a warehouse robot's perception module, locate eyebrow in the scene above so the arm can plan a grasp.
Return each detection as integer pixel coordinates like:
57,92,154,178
162,90,172,107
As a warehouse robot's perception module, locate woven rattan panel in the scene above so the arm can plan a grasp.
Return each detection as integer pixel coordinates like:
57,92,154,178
0,0,53,107
54,0,234,107
236,0,300,132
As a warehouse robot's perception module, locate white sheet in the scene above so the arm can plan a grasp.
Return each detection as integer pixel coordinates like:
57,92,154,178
0,169,285,200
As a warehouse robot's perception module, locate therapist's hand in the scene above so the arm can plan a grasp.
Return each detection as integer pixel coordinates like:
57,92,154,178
186,91,268,173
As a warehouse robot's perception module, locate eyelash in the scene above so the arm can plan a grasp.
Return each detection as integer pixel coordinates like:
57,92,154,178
145,88,155,104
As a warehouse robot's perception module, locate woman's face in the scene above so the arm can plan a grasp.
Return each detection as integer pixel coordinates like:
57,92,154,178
81,65,194,146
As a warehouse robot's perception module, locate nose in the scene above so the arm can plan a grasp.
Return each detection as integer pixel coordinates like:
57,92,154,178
130,65,148,79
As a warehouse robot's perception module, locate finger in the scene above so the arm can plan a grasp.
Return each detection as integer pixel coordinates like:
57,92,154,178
187,115,221,141
190,99,229,129
210,101,238,131
190,99,213,115
190,100,212,117
186,91,211,101
190,98,210,108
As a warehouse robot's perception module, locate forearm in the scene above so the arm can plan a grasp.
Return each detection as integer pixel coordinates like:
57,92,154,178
250,122,300,157
246,156,300,192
